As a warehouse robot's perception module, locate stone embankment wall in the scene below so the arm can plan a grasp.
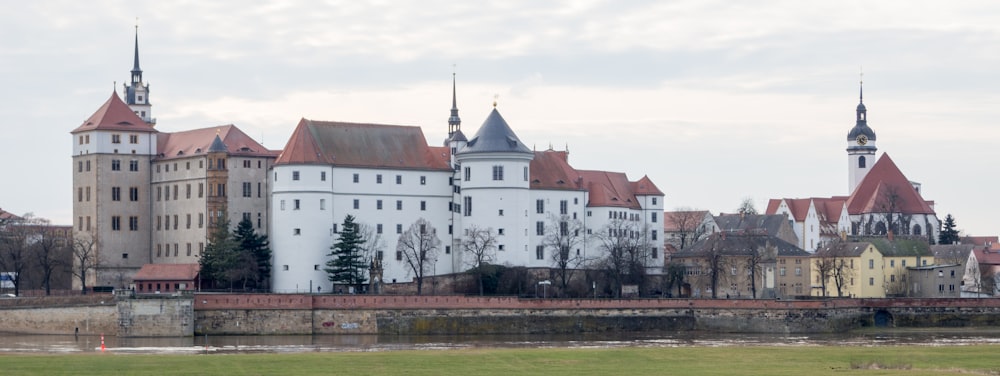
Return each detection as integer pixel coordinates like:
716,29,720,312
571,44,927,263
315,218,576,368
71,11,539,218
0,295,117,335
117,294,194,337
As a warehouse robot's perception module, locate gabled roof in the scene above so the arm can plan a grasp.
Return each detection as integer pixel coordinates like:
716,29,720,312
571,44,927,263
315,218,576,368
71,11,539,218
71,92,156,134
632,175,664,196
961,236,999,250
156,124,278,161
931,244,975,265
713,214,789,238
275,119,452,171
846,154,935,215
865,238,933,257
971,247,1000,265
530,150,584,191
458,109,532,155
133,263,200,281
674,232,809,258
815,241,875,258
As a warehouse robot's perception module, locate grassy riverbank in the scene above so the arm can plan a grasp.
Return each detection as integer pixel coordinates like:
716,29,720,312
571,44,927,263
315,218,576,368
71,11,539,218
3,345,999,375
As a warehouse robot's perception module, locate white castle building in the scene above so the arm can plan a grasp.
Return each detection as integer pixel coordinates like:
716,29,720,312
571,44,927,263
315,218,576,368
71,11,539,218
73,33,664,291
270,76,664,292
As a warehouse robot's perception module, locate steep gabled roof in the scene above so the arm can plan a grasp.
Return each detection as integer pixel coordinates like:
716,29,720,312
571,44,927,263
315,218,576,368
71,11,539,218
631,175,664,196
274,119,452,171
0,207,21,221
133,263,200,281
846,154,935,215
71,92,156,134
530,150,584,191
458,109,532,155
156,124,278,161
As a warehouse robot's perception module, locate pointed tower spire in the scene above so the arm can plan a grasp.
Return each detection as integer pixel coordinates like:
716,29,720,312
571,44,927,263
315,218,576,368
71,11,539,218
131,23,142,85
124,22,154,124
448,70,461,136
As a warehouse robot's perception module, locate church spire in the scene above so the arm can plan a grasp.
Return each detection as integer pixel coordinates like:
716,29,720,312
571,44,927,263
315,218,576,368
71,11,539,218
448,70,461,136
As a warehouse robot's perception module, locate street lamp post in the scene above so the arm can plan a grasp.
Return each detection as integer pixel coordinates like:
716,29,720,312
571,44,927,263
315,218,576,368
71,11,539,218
538,280,551,299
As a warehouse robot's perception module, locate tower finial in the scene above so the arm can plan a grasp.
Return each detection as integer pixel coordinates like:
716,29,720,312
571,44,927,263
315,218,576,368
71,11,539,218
859,66,864,104
133,19,141,72
493,94,499,108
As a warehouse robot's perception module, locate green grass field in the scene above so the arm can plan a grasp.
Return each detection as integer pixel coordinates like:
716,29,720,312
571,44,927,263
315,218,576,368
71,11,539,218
3,345,999,375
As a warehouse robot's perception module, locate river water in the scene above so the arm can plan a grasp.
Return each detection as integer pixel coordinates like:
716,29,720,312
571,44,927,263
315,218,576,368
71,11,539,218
3,329,1000,354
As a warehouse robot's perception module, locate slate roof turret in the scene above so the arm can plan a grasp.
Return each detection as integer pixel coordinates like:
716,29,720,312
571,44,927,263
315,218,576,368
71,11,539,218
458,109,532,155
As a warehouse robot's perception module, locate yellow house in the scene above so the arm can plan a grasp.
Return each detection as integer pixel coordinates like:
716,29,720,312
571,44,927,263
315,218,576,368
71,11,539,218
867,238,934,296
812,242,885,298
812,239,935,298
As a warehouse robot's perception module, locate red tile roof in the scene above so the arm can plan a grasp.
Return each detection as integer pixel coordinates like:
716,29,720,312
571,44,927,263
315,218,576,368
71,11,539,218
632,175,664,196
579,170,644,209
0,207,21,221
530,150,584,191
972,247,1000,265
846,154,935,215
133,263,200,281
274,119,452,171
156,124,279,161
71,92,156,134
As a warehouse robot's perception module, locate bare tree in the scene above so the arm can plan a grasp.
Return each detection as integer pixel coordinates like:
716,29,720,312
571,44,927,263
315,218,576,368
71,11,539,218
703,242,728,299
356,222,385,293
72,231,98,295
814,257,835,297
742,236,765,299
462,225,498,296
31,217,67,296
542,214,585,296
594,218,651,297
0,213,34,296
669,208,706,250
396,218,441,295
877,185,904,236
736,198,758,216
663,262,686,297
830,257,854,297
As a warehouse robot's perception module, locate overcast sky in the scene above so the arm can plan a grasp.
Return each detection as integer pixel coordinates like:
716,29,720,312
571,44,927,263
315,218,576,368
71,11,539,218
1,1,998,236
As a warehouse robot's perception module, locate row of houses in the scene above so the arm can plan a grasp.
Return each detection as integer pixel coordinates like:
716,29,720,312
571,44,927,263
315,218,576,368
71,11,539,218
663,211,999,299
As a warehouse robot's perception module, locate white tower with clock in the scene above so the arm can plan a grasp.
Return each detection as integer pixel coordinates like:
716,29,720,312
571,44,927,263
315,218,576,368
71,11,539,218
846,81,877,194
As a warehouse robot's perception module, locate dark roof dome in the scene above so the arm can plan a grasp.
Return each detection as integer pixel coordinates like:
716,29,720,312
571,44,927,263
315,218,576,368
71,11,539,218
856,102,867,112
458,109,532,155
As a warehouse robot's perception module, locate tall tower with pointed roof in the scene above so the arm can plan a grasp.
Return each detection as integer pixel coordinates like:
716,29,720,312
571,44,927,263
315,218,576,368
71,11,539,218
123,25,154,124
847,80,877,194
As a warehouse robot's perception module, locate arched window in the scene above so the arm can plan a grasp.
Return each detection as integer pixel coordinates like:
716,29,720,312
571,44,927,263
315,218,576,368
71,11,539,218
913,224,922,236
858,156,866,168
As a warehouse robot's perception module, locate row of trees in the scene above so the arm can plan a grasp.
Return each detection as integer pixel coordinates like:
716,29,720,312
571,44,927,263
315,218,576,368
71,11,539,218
0,213,97,296
315,213,660,298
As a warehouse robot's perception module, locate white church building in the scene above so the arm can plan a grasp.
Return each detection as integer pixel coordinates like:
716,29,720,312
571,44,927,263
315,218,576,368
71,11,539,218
270,78,664,292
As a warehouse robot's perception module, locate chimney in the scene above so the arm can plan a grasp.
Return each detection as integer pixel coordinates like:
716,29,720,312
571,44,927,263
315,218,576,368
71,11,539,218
887,230,894,241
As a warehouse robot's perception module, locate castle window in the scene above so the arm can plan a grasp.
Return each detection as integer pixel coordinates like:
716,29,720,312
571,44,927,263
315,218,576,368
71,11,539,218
111,187,121,201
111,134,121,144
492,165,504,181
536,246,544,260
129,216,138,231
129,187,138,201
376,174,382,184
560,200,568,215
354,199,360,209
396,175,402,184
420,201,426,211
377,200,383,210
420,176,426,185
129,160,139,171
129,134,138,144
111,216,121,231
396,200,403,210
536,199,544,214
292,171,300,181
353,173,359,183
523,166,528,181
111,160,121,171
464,167,470,181
294,199,300,210
321,171,326,181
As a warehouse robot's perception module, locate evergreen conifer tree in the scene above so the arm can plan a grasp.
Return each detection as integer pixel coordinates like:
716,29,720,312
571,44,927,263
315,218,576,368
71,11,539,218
325,215,368,293
233,218,272,290
939,214,960,245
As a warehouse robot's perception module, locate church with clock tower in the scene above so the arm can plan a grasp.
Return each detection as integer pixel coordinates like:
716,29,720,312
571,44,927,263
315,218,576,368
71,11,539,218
846,82,877,193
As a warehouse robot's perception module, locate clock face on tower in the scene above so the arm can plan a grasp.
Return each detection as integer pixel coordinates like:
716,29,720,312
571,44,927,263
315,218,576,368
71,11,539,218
856,134,868,145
